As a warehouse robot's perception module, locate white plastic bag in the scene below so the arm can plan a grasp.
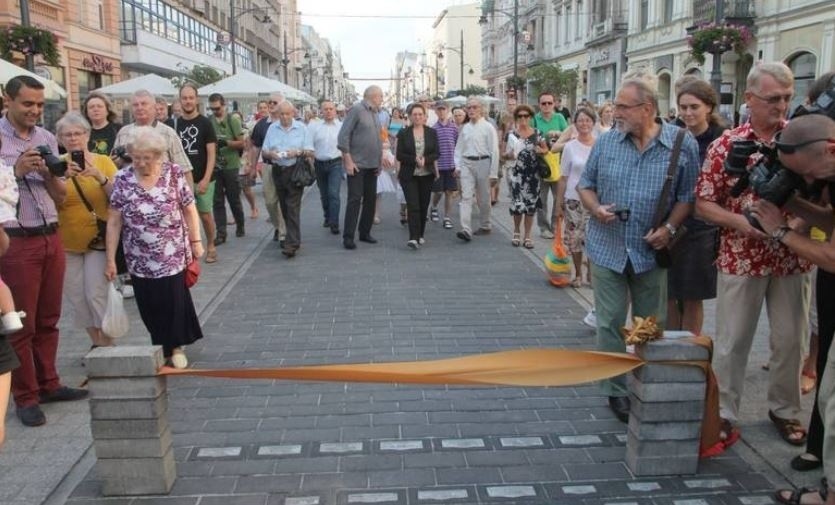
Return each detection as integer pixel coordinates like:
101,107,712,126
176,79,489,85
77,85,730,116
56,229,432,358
102,282,129,339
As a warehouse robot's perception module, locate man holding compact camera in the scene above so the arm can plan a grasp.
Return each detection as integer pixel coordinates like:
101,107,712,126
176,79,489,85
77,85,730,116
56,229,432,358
0,75,88,428
695,62,813,448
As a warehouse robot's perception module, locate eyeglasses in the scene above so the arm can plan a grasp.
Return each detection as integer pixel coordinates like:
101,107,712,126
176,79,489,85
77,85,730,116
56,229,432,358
613,102,647,111
516,114,531,119
752,93,793,105
466,105,480,109
209,106,223,112
269,101,280,105
774,133,832,154
539,101,553,106
60,131,87,138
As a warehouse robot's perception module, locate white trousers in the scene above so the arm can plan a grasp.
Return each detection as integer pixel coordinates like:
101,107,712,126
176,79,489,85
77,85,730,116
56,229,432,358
63,251,108,330
458,158,492,233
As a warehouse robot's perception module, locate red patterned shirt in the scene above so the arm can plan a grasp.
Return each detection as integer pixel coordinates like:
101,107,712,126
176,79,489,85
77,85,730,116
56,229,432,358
696,121,811,277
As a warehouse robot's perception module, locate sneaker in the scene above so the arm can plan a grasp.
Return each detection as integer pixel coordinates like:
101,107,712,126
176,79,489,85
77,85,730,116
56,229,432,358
540,230,555,239
473,228,491,236
120,284,134,299
456,230,472,242
39,386,88,403
583,309,597,328
0,311,25,334
171,348,188,369
406,240,419,250
430,208,440,222
418,237,426,245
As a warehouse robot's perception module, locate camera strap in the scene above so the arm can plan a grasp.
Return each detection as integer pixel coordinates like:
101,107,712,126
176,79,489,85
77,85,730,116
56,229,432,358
70,176,102,221
652,128,686,229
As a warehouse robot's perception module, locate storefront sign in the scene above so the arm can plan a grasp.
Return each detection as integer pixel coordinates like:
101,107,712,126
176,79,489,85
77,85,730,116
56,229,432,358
82,54,114,74
589,49,611,66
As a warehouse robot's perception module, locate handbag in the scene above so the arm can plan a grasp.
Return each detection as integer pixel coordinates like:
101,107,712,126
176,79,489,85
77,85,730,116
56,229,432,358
652,128,687,269
289,156,316,188
173,171,201,288
71,176,108,251
541,151,561,182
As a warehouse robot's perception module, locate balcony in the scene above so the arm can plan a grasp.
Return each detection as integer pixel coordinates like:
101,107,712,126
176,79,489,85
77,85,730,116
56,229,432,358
586,13,628,46
691,0,755,28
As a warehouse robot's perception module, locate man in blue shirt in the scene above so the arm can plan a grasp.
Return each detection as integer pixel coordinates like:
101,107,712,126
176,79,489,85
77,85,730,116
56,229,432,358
577,74,700,423
262,101,313,258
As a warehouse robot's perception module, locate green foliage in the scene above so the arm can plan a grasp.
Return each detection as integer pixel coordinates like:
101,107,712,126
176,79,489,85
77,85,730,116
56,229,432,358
461,85,487,96
525,64,578,98
687,24,753,65
171,65,225,88
0,25,60,66
505,76,526,91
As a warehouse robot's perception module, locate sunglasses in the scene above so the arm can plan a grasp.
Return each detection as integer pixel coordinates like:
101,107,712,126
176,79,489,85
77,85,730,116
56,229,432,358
752,93,793,105
774,134,832,154
539,101,553,105
209,106,223,112
516,114,531,119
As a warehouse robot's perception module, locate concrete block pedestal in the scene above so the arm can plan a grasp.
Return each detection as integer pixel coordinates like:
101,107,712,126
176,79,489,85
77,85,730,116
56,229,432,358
626,333,708,476
85,346,175,496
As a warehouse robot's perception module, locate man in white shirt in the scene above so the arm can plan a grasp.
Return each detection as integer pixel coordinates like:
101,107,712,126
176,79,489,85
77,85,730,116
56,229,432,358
453,97,499,241
309,100,343,235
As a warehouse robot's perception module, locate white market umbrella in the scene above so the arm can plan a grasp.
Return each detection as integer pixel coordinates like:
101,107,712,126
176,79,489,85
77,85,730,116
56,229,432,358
0,58,67,101
93,73,178,98
198,71,316,104
439,95,500,106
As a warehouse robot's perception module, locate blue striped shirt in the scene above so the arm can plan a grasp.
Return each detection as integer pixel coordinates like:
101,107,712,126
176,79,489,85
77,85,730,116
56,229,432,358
433,119,458,171
578,121,700,274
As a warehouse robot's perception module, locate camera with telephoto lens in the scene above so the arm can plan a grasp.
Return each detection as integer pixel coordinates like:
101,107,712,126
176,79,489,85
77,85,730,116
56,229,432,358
34,145,67,177
111,145,132,163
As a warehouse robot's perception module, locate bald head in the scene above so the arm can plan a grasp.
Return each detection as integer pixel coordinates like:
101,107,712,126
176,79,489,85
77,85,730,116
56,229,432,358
777,114,835,180
278,101,295,127
781,115,835,147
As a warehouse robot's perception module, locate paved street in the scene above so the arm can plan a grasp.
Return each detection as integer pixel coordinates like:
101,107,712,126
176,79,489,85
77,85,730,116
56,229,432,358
0,183,823,505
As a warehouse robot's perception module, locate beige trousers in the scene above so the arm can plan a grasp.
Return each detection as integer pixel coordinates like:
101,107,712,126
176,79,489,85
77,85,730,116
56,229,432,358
819,338,835,486
713,272,811,422
458,158,492,234
260,164,286,238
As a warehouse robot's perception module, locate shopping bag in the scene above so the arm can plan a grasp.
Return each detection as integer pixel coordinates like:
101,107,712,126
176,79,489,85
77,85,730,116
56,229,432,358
102,282,129,339
542,151,561,182
544,219,572,287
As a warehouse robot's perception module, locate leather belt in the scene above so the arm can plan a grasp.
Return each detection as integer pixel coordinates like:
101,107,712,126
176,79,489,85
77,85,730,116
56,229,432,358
315,157,342,164
464,155,490,161
7,223,58,237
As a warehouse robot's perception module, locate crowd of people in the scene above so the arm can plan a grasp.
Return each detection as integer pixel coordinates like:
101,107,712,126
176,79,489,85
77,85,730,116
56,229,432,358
0,61,835,505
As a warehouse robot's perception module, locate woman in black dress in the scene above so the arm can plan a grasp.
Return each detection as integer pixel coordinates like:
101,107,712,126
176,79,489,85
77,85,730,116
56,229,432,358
396,104,439,250
505,104,547,249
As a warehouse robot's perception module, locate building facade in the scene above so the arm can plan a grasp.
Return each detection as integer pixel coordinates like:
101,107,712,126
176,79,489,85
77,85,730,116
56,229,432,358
299,24,354,105
430,3,487,97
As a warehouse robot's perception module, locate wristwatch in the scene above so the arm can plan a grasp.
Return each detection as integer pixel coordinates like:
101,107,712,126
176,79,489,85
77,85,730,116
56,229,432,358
771,225,792,242
663,222,678,237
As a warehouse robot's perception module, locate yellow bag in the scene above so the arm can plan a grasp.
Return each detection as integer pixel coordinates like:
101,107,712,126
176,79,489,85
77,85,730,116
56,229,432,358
542,151,561,182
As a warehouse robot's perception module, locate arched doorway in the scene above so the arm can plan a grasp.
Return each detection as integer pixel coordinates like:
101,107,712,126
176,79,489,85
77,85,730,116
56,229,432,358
685,68,703,79
657,71,672,116
787,52,817,113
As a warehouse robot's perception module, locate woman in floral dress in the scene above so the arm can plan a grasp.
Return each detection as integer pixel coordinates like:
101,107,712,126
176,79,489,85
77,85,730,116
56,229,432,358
505,104,548,249
104,126,204,368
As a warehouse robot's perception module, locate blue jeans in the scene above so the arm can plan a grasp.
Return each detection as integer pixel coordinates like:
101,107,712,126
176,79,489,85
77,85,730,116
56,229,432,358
315,159,343,227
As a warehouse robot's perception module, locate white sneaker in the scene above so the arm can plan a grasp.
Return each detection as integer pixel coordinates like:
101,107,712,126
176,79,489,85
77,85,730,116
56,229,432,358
406,240,419,250
418,237,426,245
583,309,597,328
540,230,555,239
171,347,188,369
0,311,25,335
120,284,134,299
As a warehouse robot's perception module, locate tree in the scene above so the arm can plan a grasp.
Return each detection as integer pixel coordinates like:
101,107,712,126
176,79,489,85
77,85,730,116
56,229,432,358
461,85,488,96
171,64,225,88
525,64,579,99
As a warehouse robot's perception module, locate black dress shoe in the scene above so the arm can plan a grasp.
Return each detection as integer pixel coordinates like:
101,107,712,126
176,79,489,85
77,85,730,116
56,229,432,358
790,454,822,471
278,239,285,249
273,230,280,242
343,238,356,250
281,249,296,258
40,386,89,403
214,235,227,246
17,405,46,426
235,226,245,238
323,220,329,228
330,225,340,235
359,235,377,244
608,396,630,423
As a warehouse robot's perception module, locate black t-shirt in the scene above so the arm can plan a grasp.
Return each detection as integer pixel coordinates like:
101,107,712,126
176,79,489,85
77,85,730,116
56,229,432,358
557,107,571,122
89,122,122,155
250,116,273,149
166,115,217,181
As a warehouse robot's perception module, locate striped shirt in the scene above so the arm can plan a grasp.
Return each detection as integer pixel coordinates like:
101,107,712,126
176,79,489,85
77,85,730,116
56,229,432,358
113,121,193,172
433,119,458,171
0,117,60,227
578,120,700,275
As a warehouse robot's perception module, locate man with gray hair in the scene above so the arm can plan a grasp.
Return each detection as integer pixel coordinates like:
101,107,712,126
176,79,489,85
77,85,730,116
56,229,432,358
338,85,385,250
249,93,287,244
453,96,499,241
578,72,700,423
114,89,193,184
696,61,813,446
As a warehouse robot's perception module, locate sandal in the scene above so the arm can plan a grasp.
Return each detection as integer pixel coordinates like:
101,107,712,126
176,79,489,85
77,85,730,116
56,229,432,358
205,250,218,264
801,370,817,395
719,418,741,449
571,278,582,288
523,238,534,249
511,233,521,247
769,410,807,446
775,481,827,505
443,218,453,229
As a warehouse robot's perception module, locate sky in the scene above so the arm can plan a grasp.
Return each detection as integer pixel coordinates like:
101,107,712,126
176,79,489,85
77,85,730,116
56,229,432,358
297,0,477,95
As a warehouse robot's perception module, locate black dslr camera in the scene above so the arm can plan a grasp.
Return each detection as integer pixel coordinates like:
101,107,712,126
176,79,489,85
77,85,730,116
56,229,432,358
723,140,806,230
34,145,67,177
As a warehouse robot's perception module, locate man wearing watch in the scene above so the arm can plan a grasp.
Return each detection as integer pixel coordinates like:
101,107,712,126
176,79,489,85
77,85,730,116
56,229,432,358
695,62,812,448
1,76,88,428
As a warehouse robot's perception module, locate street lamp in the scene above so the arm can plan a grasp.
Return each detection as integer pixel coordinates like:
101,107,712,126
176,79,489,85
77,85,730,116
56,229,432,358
479,0,520,92
280,32,309,84
436,30,466,96
226,1,272,75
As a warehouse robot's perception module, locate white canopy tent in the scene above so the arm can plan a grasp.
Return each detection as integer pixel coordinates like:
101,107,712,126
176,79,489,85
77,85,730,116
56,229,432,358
0,58,67,101
198,71,316,104
443,95,501,106
93,73,178,98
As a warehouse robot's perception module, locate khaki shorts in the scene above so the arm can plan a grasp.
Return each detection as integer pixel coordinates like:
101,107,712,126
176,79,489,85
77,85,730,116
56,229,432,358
193,180,216,214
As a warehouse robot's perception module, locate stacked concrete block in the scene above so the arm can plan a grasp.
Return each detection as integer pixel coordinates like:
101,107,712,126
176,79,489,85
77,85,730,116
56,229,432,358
626,334,708,476
85,346,176,495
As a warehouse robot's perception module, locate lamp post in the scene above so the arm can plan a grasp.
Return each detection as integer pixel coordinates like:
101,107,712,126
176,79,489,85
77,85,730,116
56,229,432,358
437,30,466,96
227,1,272,75
281,32,308,84
19,0,34,71
479,0,520,92
709,0,726,98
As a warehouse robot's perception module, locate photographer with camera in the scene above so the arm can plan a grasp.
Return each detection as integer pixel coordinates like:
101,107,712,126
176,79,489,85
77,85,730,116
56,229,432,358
695,62,813,448
0,75,89,428
747,112,835,505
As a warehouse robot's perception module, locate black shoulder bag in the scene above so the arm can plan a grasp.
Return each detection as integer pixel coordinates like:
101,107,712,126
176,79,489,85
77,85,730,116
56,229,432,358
652,128,687,269
71,177,108,251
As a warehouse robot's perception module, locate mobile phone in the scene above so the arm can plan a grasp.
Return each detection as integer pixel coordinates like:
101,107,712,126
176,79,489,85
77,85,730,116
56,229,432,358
70,150,85,169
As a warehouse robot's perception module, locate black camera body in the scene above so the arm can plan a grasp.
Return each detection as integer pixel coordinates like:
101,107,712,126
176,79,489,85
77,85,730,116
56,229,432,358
34,145,67,177
111,145,132,163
